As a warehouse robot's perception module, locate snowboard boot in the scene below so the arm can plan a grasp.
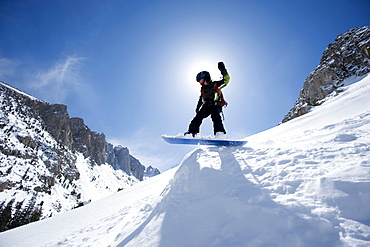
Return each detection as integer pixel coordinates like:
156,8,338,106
214,132,227,140
184,131,196,138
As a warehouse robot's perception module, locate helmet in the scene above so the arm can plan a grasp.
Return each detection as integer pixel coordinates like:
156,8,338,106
196,71,211,83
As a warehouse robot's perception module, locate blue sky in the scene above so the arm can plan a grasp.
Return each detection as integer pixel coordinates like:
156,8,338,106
1,0,369,171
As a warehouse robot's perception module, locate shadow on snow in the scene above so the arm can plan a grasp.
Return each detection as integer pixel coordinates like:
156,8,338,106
118,147,339,247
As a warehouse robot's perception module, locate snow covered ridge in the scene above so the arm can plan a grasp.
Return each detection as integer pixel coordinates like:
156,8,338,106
0,81,160,232
1,75,369,246
0,81,42,102
283,25,370,123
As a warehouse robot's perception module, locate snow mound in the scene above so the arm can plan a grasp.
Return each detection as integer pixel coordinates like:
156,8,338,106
119,147,340,246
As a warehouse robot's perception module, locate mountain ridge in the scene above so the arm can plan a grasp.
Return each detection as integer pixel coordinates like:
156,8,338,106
283,26,370,123
0,81,160,232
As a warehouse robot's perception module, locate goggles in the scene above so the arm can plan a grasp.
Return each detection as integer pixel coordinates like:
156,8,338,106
198,78,206,84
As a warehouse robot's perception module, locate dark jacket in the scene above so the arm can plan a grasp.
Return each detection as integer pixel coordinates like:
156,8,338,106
196,74,230,111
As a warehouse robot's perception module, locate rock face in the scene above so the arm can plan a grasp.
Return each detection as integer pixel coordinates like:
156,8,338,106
0,81,158,232
107,144,145,181
283,26,370,123
144,165,161,177
29,97,146,180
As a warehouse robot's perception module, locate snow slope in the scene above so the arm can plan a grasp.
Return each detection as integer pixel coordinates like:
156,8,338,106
1,75,370,246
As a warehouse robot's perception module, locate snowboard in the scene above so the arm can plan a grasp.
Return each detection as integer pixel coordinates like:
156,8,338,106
162,135,247,147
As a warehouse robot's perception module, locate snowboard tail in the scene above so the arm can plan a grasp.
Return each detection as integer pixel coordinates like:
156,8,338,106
162,135,247,147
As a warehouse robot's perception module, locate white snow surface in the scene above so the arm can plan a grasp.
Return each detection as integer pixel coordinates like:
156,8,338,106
1,75,370,246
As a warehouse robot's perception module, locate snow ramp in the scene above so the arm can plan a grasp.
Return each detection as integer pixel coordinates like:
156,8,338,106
118,147,340,247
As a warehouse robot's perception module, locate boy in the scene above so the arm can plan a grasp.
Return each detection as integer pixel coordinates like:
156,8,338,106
185,62,230,138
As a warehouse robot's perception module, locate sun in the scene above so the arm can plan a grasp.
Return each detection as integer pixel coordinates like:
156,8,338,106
188,60,222,81
165,44,228,98
183,58,224,92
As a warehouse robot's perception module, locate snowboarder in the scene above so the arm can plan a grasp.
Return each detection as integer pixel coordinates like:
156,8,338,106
184,62,230,138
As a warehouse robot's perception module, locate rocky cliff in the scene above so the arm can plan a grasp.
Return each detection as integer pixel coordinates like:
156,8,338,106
0,81,159,232
283,26,370,123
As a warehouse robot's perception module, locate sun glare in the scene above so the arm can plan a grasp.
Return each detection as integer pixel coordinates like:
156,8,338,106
184,58,224,91
167,43,231,103
188,60,221,80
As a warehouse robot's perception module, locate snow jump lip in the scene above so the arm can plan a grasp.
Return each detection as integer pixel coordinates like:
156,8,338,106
162,135,247,147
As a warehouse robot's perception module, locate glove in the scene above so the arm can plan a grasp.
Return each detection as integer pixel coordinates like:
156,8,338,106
218,62,225,71
196,105,201,113
196,97,203,113
218,62,228,76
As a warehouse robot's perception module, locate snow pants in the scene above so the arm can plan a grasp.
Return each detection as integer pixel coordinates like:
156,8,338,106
187,104,226,135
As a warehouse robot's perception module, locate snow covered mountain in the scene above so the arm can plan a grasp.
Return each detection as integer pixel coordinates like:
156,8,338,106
0,82,159,232
1,73,369,246
283,26,370,123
